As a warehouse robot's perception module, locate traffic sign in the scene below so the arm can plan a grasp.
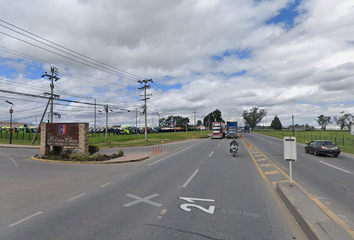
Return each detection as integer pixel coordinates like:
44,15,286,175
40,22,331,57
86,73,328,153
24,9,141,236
283,136,297,161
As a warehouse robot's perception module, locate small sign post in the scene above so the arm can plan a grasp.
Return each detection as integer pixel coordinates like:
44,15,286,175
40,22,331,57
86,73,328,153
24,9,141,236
284,136,297,187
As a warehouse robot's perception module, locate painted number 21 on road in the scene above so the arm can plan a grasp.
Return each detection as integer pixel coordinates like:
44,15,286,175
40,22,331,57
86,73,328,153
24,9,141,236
179,197,215,214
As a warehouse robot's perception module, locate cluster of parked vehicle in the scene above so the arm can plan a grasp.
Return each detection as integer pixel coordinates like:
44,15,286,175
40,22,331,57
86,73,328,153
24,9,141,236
0,126,38,133
89,126,160,135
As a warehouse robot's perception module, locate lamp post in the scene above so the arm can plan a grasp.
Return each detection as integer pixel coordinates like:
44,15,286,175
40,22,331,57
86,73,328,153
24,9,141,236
5,100,15,144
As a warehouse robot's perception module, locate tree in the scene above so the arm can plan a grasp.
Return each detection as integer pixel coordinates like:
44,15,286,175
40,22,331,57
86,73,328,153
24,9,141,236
197,120,202,126
203,109,225,128
270,115,282,130
159,116,190,128
242,107,267,130
333,112,353,130
316,115,331,130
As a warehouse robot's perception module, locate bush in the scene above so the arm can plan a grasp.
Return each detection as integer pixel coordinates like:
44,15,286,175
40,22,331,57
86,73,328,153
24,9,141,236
89,145,99,155
52,146,63,155
118,149,124,157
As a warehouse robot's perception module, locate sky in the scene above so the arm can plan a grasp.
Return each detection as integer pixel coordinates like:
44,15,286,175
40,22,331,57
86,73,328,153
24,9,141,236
0,0,354,129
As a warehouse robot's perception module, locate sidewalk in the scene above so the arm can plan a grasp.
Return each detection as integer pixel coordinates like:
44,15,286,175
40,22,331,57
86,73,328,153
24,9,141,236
0,144,149,164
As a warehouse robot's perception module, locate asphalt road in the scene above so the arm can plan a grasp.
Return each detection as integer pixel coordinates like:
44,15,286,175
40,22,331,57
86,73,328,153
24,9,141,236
243,132,354,231
0,138,305,239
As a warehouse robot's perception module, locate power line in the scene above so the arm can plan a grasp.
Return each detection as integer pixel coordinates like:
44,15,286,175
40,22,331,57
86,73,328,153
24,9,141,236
0,19,144,80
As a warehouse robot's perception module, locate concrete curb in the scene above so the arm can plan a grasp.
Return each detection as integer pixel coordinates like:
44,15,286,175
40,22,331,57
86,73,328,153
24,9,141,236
31,155,149,164
277,182,354,240
0,144,40,149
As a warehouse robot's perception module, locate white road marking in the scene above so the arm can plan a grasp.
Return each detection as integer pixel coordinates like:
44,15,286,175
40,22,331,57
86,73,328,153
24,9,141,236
123,173,131,178
179,197,216,214
124,193,162,207
148,146,192,166
67,193,86,202
209,151,214,157
100,182,112,187
320,161,351,173
9,212,42,227
182,169,199,187
0,152,18,167
218,143,221,147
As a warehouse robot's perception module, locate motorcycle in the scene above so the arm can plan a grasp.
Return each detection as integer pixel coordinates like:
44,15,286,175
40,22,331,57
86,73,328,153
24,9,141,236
231,145,238,157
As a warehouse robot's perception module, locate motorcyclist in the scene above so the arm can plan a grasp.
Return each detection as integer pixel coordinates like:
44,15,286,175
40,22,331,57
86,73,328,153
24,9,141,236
230,138,239,153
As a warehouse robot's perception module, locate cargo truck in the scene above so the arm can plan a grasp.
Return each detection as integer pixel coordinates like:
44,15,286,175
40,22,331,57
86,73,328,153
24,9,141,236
226,121,238,138
211,122,226,139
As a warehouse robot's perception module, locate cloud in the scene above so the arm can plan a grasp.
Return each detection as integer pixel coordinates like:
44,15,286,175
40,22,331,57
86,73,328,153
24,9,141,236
0,0,354,127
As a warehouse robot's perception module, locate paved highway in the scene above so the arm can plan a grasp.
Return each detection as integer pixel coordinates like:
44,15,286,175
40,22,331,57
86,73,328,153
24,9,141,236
0,138,306,239
243,132,354,231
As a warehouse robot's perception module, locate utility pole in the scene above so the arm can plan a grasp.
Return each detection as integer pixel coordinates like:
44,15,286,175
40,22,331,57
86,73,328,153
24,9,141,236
135,108,138,132
104,104,109,143
94,99,96,137
192,110,198,132
138,79,153,141
42,66,59,123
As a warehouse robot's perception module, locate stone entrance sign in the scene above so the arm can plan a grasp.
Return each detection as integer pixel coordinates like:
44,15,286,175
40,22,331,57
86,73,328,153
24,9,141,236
40,123,89,157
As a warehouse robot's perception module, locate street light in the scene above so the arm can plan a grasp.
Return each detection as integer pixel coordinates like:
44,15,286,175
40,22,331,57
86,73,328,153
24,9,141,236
5,100,15,144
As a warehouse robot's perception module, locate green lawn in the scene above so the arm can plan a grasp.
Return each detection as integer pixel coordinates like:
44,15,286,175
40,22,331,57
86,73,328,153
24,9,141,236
254,130,354,155
0,131,210,148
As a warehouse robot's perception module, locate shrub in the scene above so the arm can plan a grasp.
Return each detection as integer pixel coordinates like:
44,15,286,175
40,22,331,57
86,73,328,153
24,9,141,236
89,145,99,155
52,146,63,155
118,149,124,157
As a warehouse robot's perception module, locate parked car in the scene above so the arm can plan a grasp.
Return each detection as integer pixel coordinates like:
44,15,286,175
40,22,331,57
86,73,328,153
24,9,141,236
305,140,340,157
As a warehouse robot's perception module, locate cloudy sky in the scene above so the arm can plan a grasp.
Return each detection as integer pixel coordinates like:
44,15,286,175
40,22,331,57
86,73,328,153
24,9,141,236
0,0,353,128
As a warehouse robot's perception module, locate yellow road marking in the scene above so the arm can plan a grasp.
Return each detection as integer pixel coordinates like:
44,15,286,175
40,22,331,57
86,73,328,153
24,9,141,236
260,164,272,167
265,170,279,175
245,143,354,238
256,158,266,162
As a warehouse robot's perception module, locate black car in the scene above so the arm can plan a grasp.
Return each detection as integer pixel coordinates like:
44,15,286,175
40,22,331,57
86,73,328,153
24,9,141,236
305,140,340,157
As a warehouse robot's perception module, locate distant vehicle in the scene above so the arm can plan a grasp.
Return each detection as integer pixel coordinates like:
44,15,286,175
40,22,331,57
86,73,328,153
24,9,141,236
153,126,160,133
124,126,131,135
226,121,238,139
130,126,139,134
244,125,250,133
211,122,225,139
305,140,340,157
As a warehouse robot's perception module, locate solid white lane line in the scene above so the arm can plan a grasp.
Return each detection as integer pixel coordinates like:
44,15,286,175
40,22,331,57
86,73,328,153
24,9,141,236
148,146,192,166
100,182,112,187
320,161,351,173
209,151,214,157
183,169,199,188
9,212,42,227
67,193,86,202
0,152,18,167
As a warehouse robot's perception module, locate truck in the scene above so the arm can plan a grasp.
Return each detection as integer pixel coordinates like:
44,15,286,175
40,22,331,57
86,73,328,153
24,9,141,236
226,121,238,138
244,125,250,133
211,122,226,139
